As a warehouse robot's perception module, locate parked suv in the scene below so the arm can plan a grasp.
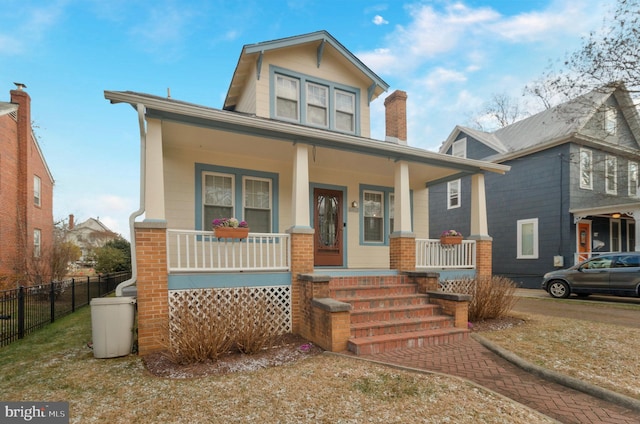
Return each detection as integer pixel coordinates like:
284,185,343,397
542,252,640,299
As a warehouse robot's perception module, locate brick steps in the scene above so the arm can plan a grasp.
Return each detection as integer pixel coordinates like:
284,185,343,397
329,275,468,355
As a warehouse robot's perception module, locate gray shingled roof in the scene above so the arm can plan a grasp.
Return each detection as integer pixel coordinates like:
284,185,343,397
491,86,616,153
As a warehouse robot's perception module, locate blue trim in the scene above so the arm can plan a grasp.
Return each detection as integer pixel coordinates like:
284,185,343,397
437,269,476,282
359,184,413,246
310,182,348,267
269,65,361,136
168,272,291,290
195,163,279,231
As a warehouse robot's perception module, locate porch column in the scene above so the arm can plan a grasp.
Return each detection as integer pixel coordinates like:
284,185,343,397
469,173,492,278
289,143,314,333
632,209,640,251
145,118,165,220
134,221,168,356
291,144,311,229
390,160,415,271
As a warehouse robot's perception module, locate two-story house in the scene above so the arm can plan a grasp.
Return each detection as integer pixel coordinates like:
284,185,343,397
105,31,508,356
63,214,120,270
0,84,54,289
432,83,640,288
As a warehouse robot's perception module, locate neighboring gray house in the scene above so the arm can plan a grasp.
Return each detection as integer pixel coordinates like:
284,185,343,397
430,84,640,288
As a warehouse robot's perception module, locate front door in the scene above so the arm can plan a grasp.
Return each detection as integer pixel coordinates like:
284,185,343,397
577,221,591,263
313,188,343,266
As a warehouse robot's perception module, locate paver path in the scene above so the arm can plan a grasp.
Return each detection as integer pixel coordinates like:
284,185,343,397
363,338,640,423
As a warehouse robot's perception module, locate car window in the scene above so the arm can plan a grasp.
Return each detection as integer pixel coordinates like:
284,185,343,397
614,255,640,268
584,256,613,269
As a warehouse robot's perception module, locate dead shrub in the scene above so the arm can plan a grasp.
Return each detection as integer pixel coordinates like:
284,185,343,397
167,304,234,365
456,276,518,322
167,289,278,364
232,297,276,354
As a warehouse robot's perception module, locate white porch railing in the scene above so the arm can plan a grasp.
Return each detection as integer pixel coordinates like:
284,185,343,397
416,239,476,269
167,230,291,273
573,251,626,265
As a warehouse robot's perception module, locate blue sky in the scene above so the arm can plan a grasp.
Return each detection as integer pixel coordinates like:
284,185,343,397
0,0,611,237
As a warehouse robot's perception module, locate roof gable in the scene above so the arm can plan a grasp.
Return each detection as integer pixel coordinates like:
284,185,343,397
443,84,640,161
224,30,389,111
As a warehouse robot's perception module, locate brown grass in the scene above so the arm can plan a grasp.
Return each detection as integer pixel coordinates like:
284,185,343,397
455,276,519,321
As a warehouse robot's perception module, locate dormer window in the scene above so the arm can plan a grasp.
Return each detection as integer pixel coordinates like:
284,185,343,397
271,67,360,135
306,82,328,126
275,75,299,121
452,138,467,158
335,89,355,132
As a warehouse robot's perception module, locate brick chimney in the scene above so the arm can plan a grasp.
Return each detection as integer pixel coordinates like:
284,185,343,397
69,214,75,230
10,83,31,224
384,90,408,144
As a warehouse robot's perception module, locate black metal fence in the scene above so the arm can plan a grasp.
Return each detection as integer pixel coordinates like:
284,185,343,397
0,271,132,347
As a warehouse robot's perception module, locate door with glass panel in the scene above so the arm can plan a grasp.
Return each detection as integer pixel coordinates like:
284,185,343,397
313,188,343,266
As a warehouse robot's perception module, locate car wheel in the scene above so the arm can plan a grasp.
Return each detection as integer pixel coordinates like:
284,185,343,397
548,280,570,298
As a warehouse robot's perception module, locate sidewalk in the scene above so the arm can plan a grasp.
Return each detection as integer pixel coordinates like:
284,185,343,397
359,336,640,424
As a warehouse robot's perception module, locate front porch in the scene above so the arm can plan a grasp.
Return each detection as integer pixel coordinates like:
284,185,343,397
134,224,489,356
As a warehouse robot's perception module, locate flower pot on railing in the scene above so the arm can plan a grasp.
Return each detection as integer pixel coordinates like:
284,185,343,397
215,227,250,240
440,235,463,245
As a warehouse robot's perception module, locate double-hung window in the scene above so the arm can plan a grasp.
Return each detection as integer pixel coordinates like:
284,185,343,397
244,177,272,233
447,179,460,209
629,162,638,197
275,75,299,121
604,107,617,135
606,155,617,194
335,89,355,132
363,191,384,242
272,68,359,134
199,165,277,232
579,148,592,190
34,229,41,258
517,218,538,259
452,138,467,158
306,82,328,127
203,173,234,227
34,175,41,207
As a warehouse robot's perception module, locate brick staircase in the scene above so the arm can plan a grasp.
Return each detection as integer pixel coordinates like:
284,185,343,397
329,275,469,355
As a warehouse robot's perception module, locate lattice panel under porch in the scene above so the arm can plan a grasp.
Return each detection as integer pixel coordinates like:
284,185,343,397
168,286,292,336
440,279,475,294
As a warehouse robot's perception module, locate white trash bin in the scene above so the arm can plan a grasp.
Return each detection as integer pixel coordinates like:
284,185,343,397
90,296,137,358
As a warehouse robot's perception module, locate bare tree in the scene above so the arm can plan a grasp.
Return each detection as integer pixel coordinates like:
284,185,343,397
467,92,529,131
527,0,640,106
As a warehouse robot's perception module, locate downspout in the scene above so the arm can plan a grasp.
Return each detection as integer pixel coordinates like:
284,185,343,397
116,103,147,297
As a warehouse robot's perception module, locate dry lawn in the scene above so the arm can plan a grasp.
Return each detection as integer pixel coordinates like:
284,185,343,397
2,300,638,423
480,311,640,400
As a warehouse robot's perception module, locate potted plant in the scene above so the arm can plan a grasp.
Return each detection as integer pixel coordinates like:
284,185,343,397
212,218,250,239
440,229,463,245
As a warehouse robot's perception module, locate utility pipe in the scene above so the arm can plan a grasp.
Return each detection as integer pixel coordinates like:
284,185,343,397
116,103,147,296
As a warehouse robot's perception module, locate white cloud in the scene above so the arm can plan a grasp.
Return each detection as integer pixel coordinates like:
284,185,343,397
0,1,66,55
373,15,388,25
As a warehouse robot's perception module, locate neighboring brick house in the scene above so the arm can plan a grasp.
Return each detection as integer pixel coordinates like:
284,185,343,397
0,84,54,289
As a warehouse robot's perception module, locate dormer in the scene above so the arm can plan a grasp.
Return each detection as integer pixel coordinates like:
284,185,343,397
223,31,389,138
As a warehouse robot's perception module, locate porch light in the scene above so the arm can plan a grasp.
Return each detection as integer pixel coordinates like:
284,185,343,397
351,201,358,208
612,213,621,218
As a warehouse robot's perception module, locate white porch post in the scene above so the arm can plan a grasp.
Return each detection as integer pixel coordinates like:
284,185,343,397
633,209,640,251
470,173,489,238
394,160,412,234
145,118,165,220
291,144,311,228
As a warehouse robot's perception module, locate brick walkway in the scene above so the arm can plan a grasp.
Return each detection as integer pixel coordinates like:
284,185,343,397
360,338,640,424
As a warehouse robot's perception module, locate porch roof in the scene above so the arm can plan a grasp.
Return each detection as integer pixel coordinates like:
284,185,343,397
570,203,640,223
104,90,509,183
